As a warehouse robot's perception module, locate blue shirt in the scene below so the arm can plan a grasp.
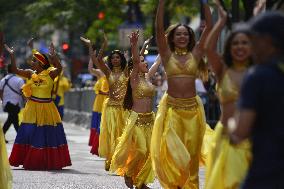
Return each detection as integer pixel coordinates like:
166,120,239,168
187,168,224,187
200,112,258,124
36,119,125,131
239,58,284,188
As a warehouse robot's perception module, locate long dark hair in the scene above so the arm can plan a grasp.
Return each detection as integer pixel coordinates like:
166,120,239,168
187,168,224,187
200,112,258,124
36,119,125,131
123,59,133,110
107,50,127,71
167,24,196,52
223,28,252,67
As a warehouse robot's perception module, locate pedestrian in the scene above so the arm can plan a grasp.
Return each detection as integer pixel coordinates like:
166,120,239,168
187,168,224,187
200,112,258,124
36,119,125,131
110,31,157,189
204,4,252,189
230,12,284,189
6,43,72,170
0,64,25,143
150,0,212,188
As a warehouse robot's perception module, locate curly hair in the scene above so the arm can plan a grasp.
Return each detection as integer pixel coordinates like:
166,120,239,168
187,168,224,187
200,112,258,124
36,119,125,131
223,28,253,68
107,50,127,71
167,24,196,52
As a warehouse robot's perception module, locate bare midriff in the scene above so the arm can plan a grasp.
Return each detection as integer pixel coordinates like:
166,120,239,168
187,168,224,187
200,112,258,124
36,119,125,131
132,98,153,113
220,102,236,133
167,77,196,98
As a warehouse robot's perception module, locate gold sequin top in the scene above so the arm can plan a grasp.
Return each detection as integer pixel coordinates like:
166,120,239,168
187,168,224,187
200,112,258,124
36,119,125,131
133,75,155,99
217,70,239,104
107,71,128,105
165,53,198,78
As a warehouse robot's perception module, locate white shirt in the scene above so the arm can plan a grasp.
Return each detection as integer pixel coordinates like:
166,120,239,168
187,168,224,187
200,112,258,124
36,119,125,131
0,74,25,107
195,78,207,94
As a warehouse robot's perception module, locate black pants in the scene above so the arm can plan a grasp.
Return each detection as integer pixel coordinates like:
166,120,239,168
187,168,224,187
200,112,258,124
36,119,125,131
2,102,20,135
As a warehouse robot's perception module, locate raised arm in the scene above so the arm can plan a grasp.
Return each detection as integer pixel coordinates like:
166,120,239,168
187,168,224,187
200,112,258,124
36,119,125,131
88,59,104,78
193,3,213,62
4,44,33,79
49,43,62,80
0,32,3,55
140,36,153,56
146,55,162,79
129,30,140,83
80,36,110,76
205,5,227,79
156,0,171,64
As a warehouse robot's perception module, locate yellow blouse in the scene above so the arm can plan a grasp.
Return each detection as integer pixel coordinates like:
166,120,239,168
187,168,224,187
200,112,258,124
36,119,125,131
217,71,239,104
94,76,109,95
164,53,198,78
30,70,54,99
133,75,155,99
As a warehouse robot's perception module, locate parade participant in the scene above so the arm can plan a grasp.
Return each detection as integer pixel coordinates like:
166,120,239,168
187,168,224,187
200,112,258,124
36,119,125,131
204,4,252,188
150,0,212,188
52,67,71,119
0,31,12,189
230,12,284,189
81,36,129,171
111,31,157,189
6,43,72,170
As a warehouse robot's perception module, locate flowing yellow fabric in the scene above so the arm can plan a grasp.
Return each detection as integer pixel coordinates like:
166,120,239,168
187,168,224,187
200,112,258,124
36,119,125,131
56,76,71,106
0,129,12,189
98,98,128,163
93,76,109,112
205,122,251,189
200,124,214,166
110,111,155,188
151,93,206,189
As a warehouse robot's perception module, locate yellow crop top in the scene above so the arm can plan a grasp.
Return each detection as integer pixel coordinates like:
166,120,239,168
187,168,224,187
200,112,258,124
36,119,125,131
164,53,198,78
217,71,239,104
94,76,109,95
108,71,128,102
133,75,155,99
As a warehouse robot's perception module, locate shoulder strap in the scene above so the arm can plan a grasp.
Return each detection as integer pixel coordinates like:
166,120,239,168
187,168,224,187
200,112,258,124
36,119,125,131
2,75,22,96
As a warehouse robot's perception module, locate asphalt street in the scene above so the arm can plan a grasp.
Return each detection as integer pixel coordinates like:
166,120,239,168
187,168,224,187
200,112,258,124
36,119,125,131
1,112,205,189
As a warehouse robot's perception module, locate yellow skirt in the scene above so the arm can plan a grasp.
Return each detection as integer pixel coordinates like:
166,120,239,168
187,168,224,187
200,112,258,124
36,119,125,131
110,111,155,188
205,122,251,189
98,98,128,163
0,129,12,189
22,100,61,126
151,93,206,189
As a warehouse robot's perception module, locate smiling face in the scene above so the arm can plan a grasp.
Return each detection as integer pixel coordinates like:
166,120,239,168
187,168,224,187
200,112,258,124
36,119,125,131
110,53,121,67
230,33,252,63
138,56,149,73
172,25,190,49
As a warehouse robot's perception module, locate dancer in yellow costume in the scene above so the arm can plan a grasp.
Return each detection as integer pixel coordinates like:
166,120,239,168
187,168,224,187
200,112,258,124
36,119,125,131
6,43,71,170
81,35,129,171
204,4,252,189
151,1,212,188
53,70,71,119
87,58,109,155
111,32,158,189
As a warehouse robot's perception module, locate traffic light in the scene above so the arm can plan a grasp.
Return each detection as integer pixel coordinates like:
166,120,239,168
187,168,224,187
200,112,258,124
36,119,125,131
98,11,105,20
62,42,70,53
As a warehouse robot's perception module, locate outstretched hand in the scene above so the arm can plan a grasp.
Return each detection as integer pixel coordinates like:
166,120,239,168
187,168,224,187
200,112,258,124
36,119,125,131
4,44,14,55
128,30,139,47
49,42,56,56
80,36,91,47
27,37,34,49
217,3,227,26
